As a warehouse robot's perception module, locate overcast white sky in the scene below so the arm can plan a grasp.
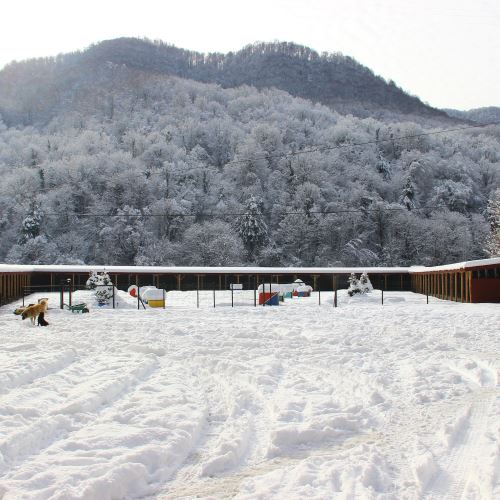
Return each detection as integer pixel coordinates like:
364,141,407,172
0,0,498,110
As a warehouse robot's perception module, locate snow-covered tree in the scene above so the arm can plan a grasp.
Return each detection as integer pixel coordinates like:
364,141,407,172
20,203,43,243
347,273,361,296
376,151,391,180
237,196,268,257
86,271,114,305
0,61,497,267
182,221,245,266
400,177,416,211
485,188,500,256
359,272,373,293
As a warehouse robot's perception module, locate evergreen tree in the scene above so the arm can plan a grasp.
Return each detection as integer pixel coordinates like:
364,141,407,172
20,203,43,243
359,272,373,293
376,151,391,180
400,177,416,211
347,273,361,296
237,196,268,257
86,271,114,305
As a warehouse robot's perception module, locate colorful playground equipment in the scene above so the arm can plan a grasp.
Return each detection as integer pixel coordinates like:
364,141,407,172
291,279,313,297
257,284,281,305
296,284,313,297
257,280,314,305
141,288,165,308
127,285,165,308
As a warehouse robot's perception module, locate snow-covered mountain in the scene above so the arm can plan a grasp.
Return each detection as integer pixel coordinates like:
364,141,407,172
444,106,500,125
0,39,498,267
0,39,453,126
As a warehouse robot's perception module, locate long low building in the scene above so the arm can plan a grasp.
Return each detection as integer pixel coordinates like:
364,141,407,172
0,260,498,305
0,264,410,306
409,257,500,303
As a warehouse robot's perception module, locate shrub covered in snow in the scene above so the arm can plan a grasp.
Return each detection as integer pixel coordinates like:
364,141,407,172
347,273,361,296
359,272,373,293
86,271,114,305
348,272,373,296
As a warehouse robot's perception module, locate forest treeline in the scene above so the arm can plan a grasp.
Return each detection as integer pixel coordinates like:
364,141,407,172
0,44,498,267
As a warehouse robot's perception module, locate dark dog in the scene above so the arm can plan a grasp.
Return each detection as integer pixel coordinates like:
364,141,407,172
37,311,49,327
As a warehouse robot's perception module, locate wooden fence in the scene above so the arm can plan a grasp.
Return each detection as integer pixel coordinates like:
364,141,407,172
0,272,31,306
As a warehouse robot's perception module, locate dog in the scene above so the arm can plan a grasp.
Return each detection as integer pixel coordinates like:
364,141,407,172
37,311,49,327
21,299,49,325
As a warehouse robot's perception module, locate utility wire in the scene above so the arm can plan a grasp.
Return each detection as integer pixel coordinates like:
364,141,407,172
17,120,499,193
12,120,500,192
142,120,500,174
41,205,449,218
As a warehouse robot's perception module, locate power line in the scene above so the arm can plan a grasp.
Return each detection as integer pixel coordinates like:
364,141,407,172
142,120,500,174
18,120,500,192
41,205,449,218
8,120,499,198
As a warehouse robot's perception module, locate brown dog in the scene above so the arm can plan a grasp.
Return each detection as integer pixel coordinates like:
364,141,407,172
21,299,48,325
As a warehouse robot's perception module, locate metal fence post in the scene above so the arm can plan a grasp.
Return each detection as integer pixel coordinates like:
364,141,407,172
318,287,321,305
60,285,64,310
231,286,234,307
334,288,337,308
381,289,384,305
112,282,115,309
213,289,215,308
197,288,199,308
163,288,166,309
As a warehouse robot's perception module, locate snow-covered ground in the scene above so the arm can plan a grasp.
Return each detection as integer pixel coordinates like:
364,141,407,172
0,290,498,499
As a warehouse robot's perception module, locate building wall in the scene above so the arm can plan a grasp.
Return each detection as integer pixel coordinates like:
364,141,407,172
471,277,500,303
0,273,31,306
411,265,500,303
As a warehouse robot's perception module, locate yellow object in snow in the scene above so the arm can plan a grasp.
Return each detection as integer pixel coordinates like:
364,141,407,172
148,299,165,308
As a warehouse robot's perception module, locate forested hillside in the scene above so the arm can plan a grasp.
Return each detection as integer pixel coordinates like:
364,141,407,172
0,43,498,267
444,107,500,125
0,39,452,126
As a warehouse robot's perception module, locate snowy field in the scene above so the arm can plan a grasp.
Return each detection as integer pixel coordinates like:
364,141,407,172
0,289,498,499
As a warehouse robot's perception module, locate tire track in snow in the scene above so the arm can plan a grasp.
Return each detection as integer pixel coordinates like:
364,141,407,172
161,373,245,490
161,359,280,498
0,355,159,475
1,358,207,499
161,357,377,499
0,349,77,396
423,389,496,500
160,432,379,499
0,351,111,411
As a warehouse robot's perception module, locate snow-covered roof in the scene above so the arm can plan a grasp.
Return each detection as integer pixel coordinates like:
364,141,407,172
0,264,35,273
409,257,500,273
0,264,410,274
